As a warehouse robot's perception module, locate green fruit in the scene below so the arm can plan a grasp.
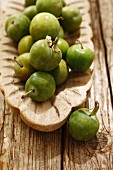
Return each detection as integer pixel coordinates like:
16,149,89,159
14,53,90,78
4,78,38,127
30,38,62,71
25,0,37,7
18,35,34,55
14,53,35,81
60,6,82,32
36,0,63,17
50,59,69,86
23,5,37,20
66,44,94,72
68,101,100,141
30,12,60,41
56,38,69,60
57,26,64,38
5,13,30,43
61,0,66,7
25,71,56,102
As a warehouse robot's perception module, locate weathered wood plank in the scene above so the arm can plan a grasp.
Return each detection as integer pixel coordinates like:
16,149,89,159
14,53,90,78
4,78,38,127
0,101,62,170
1,0,113,170
98,0,113,99
63,0,113,169
0,0,62,169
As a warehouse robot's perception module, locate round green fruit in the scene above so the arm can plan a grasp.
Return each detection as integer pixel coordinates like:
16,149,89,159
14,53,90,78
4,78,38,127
25,71,56,102
5,13,30,43
68,101,100,141
30,12,60,41
50,59,69,86
57,26,64,38
25,0,37,7
14,53,35,81
23,5,37,20
18,35,34,55
60,6,82,32
56,38,69,60
66,44,94,72
61,0,66,6
29,38,62,71
36,0,63,17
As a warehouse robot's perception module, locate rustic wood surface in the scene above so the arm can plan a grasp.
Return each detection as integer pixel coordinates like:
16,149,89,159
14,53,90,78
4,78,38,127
0,0,113,169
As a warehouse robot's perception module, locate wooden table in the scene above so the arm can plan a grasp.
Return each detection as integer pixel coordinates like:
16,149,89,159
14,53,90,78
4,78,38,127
0,0,113,169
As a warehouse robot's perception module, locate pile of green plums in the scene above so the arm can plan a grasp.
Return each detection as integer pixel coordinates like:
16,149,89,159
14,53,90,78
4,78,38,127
5,0,99,141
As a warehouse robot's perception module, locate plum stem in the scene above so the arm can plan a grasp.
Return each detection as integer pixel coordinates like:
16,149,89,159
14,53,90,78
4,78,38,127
57,17,64,21
21,89,35,99
76,40,84,49
50,37,60,52
46,36,60,52
90,101,99,116
14,56,23,67
52,37,59,46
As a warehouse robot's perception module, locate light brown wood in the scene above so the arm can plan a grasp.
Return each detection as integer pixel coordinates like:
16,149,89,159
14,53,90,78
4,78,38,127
1,0,113,169
63,0,113,169
0,0,94,132
0,100,62,170
98,0,113,93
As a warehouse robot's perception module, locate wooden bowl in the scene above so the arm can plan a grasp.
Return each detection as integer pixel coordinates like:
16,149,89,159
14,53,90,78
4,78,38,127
0,0,94,132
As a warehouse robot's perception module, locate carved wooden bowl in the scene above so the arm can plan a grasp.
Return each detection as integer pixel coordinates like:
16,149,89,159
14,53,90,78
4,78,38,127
0,0,94,132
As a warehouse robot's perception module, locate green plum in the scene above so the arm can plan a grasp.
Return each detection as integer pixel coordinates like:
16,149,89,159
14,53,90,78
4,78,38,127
24,71,56,102
30,12,60,41
56,38,69,60
14,53,36,81
66,43,94,72
25,0,37,7
36,0,63,17
50,59,69,86
60,6,82,32
18,35,34,55
23,5,37,20
61,0,66,7
5,13,30,43
57,26,64,38
29,37,62,71
68,101,100,141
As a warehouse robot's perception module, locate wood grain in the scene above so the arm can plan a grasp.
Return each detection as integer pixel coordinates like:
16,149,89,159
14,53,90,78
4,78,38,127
0,0,61,169
98,0,113,99
0,102,62,170
63,0,113,169
0,0,113,169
